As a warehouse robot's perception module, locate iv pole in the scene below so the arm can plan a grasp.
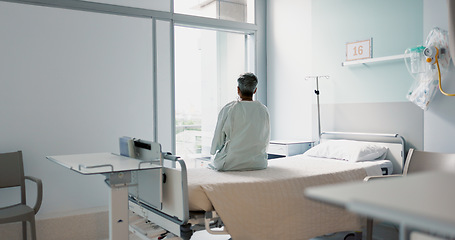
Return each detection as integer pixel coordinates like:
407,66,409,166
305,75,329,144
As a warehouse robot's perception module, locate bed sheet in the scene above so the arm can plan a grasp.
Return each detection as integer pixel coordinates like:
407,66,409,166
186,155,384,240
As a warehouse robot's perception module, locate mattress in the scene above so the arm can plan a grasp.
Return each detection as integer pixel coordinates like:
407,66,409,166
352,159,393,176
376,159,394,175
187,155,387,212
186,155,386,239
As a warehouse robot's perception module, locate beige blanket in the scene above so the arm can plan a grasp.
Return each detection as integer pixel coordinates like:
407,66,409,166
187,155,383,240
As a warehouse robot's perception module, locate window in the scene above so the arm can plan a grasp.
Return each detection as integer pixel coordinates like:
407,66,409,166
174,0,255,24
80,0,171,11
175,26,252,168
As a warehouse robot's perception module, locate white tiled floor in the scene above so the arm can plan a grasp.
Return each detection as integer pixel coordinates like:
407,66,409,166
128,209,399,240
190,230,231,240
311,223,399,240
128,230,230,240
187,222,398,240
128,222,399,240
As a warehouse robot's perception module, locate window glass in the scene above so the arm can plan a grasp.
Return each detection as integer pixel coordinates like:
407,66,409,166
80,0,171,12
175,26,247,168
174,0,255,24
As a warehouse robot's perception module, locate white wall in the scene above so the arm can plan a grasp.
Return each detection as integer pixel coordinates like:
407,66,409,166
268,0,455,153
311,0,422,105
266,0,314,141
423,0,455,153
156,20,175,153
0,2,154,217
267,0,422,142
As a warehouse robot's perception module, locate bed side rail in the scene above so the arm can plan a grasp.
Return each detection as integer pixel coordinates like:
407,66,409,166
161,152,190,223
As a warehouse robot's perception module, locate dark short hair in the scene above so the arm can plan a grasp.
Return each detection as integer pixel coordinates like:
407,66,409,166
237,73,258,97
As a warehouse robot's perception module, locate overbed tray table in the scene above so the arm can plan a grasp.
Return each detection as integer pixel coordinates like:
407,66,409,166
47,152,162,240
305,171,455,240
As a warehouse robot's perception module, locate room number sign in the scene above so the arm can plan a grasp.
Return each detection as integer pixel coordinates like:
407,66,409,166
346,39,372,61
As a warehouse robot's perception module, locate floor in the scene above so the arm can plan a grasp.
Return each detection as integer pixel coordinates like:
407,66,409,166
128,221,399,240
310,223,399,240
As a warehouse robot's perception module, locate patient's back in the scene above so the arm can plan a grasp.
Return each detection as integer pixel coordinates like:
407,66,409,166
213,101,270,171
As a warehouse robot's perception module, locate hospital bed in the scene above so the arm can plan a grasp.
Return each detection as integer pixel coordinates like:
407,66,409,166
127,132,406,240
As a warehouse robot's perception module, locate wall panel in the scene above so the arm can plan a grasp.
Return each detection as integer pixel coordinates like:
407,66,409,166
0,1,154,216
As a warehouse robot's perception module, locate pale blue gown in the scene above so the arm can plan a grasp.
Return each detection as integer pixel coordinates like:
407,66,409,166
210,100,270,171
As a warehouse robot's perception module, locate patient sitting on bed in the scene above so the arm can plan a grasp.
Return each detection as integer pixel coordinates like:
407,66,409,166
209,73,270,171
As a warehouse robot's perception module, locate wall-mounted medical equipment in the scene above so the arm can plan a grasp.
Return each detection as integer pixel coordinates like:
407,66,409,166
405,27,451,110
405,46,426,74
448,0,455,68
405,0,455,109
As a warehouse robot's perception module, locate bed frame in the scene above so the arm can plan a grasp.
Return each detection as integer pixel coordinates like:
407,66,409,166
127,132,406,239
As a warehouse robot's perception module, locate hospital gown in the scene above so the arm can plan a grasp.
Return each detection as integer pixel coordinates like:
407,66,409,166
210,100,270,171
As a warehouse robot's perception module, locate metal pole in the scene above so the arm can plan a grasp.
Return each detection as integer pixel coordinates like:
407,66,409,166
305,75,328,144
315,76,321,144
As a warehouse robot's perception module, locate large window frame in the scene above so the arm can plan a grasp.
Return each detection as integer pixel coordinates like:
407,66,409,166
2,0,261,154
172,15,257,155
174,25,256,167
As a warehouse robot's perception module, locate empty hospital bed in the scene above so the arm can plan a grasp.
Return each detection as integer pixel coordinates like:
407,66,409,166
127,132,406,240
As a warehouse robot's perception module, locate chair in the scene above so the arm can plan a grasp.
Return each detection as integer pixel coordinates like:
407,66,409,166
365,148,455,240
0,151,43,240
402,148,455,175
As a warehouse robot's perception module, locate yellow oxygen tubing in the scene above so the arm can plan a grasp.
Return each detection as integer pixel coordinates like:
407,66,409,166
426,46,455,96
435,58,455,96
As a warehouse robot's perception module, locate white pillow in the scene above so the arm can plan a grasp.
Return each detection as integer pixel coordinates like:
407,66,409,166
303,140,388,162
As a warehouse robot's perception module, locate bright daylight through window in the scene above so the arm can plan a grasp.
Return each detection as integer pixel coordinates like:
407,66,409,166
174,0,255,23
175,26,251,168
174,0,255,168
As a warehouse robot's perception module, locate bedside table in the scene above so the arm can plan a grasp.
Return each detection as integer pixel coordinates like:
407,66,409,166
268,140,314,159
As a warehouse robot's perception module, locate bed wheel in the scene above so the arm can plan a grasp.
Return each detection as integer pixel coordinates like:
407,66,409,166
344,231,362,240
344,233,355,240
180,224,193,240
